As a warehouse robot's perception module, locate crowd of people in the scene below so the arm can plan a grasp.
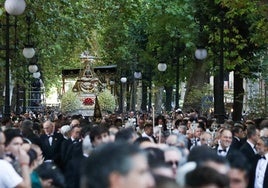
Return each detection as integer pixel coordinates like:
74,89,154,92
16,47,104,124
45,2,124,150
0,109,268,188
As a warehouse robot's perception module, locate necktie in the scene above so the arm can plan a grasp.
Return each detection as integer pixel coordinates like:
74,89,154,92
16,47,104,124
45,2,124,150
260,155,266,160
219,149,226,153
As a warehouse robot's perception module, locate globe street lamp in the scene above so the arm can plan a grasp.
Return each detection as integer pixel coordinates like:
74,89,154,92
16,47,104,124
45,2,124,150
28,64,38,73
3,0,26,118
120,77,127,113
133,71,142,111
195,47,208,60
158,62,167,72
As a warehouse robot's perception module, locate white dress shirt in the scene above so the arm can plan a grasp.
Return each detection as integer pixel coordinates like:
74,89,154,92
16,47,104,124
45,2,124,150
254,153,268,188
217,144,229,157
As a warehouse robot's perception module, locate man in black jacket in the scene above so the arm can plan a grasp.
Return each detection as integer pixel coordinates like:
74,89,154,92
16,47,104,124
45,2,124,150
240,124,260,169
214,128,237,158
40,120,63,167
248,136,268,188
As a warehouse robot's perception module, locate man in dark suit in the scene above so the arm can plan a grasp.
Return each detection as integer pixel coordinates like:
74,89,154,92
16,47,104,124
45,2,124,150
240,124,260,169
40,120,63,167
214,128,236,158
65,135,92,188
231,123,246,150
248,136,268,188
141,123,157,143
60,125,82,170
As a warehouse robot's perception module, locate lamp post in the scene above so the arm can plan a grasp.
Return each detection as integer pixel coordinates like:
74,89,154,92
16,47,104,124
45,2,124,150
21,14,36,114
133,71,142,111
109,80,115,95
3,0,26,118
23,15,35,59
120,76,127,113
157,62,167,113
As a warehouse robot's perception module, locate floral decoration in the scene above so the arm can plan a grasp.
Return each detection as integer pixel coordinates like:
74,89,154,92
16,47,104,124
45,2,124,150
83,97,95,106
60,91,82,113
98,89,116,112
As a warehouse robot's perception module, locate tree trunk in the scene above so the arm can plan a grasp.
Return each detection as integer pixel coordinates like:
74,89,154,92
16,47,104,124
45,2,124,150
232,69,244,122
141,80,148,112
165,86,173,112
183,60,208,112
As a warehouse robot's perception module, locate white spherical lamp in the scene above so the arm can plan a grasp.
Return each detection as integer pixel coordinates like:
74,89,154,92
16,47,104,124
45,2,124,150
134,71,142,79
120,77,127,83
195,48,207,60
23,47,35,59
158,63,167,72
4,0,26,16
33,72,41,78
28,65,38,73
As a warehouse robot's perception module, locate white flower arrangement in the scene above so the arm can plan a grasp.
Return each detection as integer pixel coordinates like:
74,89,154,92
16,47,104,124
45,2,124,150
98,89,116,113
60,91,82,113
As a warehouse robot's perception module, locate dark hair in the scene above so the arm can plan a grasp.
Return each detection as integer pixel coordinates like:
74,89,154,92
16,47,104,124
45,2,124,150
134,136,151,145
232,124,243,135
80,142,143,188
3,128,23,147
247,124,257,138
36,162,65,188
21,120,34,137
144,123,153,129
186,166,229,188
89,125,108,143
32,122,41,135
154,174,181,188
144,147,165,168
259,119,268,129
27,148,37,166
197,122,206,131
115,127,136,143
80,124,92,138
21,120,33,129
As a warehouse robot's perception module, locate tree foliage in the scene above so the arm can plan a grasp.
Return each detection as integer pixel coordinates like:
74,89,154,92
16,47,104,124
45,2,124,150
0,0,267,114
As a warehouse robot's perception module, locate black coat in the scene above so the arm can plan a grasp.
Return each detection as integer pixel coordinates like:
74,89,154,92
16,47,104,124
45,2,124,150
240,142,257,169
248,155,268,188
40,132,64,167
231,137,243,150
60,139,82,170
65,154,87,188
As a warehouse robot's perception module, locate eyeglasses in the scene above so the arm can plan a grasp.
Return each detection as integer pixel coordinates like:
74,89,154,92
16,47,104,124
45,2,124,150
166,160,179,167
